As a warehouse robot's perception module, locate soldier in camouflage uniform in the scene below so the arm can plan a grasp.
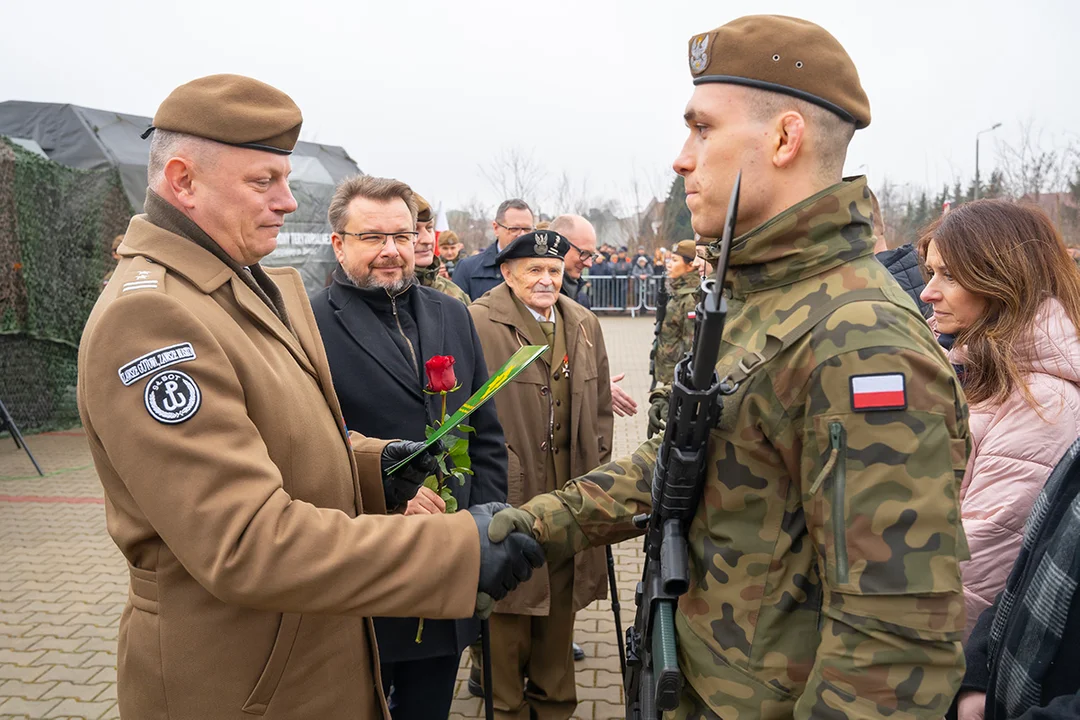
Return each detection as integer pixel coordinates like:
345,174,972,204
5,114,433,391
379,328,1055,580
414,193,470,304
654,239,703,386
490,15,970,720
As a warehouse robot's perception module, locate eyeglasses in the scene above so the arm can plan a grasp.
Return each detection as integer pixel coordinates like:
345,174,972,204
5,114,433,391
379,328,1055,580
567,241,596,263
495,221,535,235
338,231,418,248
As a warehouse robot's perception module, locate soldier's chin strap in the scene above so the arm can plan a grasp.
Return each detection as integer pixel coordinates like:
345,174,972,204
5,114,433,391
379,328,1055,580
720,288,888,392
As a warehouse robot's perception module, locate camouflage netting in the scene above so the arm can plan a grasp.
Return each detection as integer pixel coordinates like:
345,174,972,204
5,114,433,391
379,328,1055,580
0,137,133,432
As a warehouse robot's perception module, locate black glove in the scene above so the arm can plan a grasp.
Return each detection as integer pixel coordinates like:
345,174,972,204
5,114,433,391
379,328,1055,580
468,502,545,600
380,440,440,510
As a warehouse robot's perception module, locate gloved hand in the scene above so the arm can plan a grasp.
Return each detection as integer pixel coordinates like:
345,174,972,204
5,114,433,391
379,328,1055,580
487,507,537,543
380,440,440,510
468,502,545,601
647,389,669,439
475,592,494,619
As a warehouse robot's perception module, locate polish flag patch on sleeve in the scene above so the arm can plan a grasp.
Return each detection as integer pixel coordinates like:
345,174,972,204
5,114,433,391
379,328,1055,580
850,373,907,411
687,310,696,319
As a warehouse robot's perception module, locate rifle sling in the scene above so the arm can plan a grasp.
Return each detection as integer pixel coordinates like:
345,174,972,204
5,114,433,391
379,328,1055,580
721,289,888,389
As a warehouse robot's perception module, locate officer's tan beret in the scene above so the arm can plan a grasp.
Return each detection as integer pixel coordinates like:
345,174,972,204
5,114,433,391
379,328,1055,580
142,74,303,155
439,230,460,246
688,15,870,129
675,240,698,262
414,193,433,223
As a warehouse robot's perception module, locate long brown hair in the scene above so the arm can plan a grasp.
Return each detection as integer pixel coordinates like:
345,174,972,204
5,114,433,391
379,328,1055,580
917,199,1080,408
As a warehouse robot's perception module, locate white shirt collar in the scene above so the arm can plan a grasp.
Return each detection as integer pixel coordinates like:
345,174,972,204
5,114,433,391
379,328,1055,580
525,304,555,326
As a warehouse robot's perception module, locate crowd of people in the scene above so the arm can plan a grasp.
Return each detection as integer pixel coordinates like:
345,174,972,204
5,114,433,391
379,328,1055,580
75,11,1080,720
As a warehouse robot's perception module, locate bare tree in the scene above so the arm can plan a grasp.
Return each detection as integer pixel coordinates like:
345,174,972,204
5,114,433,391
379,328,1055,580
995,121,1077,199
550,171,592,216
479,147,548,207
447,196,493,255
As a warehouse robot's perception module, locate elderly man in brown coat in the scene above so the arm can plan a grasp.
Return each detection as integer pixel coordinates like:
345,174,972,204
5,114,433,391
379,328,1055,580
469,230,614,719
76,74,543,720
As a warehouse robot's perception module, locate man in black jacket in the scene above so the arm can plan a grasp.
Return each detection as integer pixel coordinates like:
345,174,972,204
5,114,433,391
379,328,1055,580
452,198,535,301
310,175,508,720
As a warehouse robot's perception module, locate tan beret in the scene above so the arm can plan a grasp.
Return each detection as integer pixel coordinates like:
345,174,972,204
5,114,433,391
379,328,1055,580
142,74,302,154
439,230,460,246
414,193,433,223
688,15,870,129
675,240,698,262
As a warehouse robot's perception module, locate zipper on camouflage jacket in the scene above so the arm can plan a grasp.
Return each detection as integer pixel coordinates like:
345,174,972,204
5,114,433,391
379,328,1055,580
829,422,849,584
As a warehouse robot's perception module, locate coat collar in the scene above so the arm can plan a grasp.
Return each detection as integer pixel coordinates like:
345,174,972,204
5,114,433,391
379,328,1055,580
480,242,500,269
482,284,587,370
328,275,447,401
117,215,317,379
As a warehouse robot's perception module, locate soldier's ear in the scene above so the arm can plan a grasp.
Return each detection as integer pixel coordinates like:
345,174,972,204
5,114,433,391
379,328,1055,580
773,111,806,170
163,157,197,209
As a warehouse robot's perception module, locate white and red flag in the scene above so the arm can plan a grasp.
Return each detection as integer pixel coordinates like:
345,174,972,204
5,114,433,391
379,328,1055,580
850,373,907,411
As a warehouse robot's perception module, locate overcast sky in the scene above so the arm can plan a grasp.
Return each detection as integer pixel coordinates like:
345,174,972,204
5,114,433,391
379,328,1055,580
2,0,1076,216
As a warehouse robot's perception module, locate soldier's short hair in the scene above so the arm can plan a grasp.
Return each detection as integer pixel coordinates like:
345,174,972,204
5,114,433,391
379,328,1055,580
495,198,533,224
744,87,855,182
328,175,419,233
147,130,220,187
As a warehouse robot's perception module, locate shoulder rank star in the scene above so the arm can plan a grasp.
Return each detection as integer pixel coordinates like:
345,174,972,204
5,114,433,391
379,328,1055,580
561,354,570,378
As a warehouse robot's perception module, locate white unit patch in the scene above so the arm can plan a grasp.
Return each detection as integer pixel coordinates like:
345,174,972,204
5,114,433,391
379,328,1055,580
119,343,197,386
144,370,201,424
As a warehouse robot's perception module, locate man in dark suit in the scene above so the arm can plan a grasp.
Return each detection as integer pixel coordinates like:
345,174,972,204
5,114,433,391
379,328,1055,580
452,198,535,301
310,175,508,720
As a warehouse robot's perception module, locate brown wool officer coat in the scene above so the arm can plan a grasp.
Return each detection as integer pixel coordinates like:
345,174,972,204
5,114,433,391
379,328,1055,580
469,284,613,615
77,215,481,720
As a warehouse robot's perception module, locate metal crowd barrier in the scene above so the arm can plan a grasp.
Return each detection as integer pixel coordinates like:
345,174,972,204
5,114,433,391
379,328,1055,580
583,275,665,317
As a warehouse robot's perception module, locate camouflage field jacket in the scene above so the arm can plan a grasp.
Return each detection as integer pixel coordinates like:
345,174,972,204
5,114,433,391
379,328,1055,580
654,271,702,386
416,256,470,305
521,177,971,720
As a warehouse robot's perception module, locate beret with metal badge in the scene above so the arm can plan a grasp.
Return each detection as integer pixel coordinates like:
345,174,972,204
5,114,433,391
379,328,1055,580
688,15,870,129
496,231,570,266
141,74,303,154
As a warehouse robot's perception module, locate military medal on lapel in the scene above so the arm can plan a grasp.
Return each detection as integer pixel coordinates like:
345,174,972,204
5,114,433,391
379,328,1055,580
561,354,570,378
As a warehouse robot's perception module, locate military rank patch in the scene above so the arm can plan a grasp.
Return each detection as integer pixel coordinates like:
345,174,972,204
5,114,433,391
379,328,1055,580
850,373,906,412
144,370,201,424
119,342,197,386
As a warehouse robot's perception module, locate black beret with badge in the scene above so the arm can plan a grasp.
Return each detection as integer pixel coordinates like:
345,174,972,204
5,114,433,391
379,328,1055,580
496,231,570,266
141,73,303,155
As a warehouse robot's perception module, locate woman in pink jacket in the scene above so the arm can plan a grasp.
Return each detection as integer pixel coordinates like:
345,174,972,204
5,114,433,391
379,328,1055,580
918,199,1080,639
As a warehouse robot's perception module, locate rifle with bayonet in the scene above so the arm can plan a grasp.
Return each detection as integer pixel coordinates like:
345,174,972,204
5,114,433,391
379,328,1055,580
648,282,669,391
624,172,741,719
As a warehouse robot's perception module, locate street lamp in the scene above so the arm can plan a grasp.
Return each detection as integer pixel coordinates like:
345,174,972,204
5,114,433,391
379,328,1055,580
975,123,1002,200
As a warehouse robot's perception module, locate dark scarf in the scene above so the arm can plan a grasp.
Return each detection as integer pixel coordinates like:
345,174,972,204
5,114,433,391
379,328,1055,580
331,267,422,381
561,274,581,300
143,189,293,331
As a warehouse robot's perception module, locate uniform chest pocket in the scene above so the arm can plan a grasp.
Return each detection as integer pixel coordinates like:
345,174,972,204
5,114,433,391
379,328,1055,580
807,412,964,597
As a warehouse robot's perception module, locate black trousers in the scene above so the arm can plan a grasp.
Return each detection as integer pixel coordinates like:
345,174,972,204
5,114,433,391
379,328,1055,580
381,653,460,720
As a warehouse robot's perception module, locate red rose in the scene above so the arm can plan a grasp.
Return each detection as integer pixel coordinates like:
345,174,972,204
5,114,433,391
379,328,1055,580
425,355,457,393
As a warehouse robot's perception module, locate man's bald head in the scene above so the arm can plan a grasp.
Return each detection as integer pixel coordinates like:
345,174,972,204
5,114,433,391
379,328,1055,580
550,214,597,279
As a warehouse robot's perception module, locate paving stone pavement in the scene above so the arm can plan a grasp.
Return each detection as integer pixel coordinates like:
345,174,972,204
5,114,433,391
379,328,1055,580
0,314,656,719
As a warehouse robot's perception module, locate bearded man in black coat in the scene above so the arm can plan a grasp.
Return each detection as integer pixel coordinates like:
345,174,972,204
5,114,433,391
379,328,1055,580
310,176,507,720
